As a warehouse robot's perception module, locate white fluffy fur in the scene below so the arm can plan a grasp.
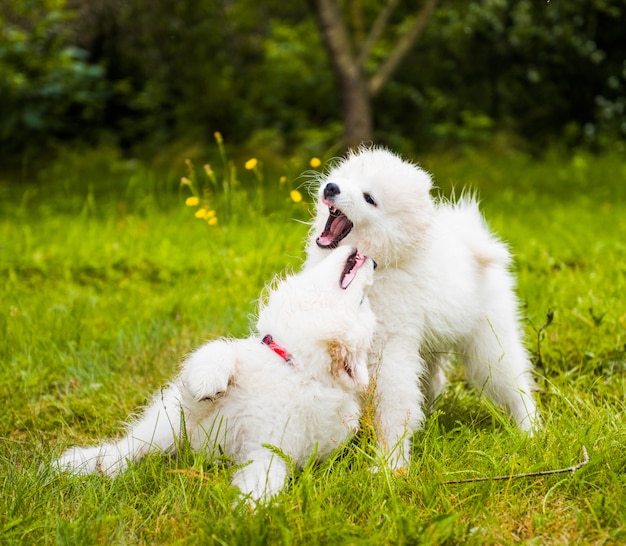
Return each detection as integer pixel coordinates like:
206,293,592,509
306,147,539,469
55,246,376,502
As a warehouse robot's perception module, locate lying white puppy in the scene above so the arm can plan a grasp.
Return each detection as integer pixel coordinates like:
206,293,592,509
56,246,377,502
306,146,539,469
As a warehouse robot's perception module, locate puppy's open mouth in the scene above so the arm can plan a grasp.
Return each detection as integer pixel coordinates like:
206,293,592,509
316,205,353,249
340,249,366,289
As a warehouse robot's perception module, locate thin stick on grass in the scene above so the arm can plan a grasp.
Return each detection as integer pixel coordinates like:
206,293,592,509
442,445,589,485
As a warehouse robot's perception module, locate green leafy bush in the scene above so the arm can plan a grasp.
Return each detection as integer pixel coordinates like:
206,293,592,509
0,0,108,159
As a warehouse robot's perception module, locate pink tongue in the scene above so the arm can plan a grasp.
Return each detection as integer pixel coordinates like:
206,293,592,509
333,215,352,235
317,232,335,247
340,253,366,289
318,214,351,248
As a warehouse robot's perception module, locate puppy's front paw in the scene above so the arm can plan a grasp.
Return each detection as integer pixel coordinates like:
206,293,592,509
186,375,229,402
180,342,234,401
181,363,230,401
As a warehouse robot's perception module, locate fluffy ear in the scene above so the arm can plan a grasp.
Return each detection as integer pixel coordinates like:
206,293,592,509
326,340,369,390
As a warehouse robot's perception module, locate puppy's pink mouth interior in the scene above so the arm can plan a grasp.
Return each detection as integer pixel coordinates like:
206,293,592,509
316,205,353,249
340,250,366,289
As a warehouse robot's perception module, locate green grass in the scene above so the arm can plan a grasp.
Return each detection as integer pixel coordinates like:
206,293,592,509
1,146,625,544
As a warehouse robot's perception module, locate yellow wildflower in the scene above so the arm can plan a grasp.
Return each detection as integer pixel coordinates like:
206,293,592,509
310,157,322,168
208,216,218,226
185,196,200,207
290,190,303,203
279,176,287,184
194,208,217,220
245,158,258,170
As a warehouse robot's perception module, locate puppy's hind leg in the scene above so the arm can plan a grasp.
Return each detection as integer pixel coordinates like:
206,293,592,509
57,384,185,476
422,352,450,413
462,314,539,434
102,384,186,474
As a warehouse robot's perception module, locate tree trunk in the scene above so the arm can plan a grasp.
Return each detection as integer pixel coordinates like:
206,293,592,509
341,70,373,150
368,0,439,97
308,0,373,149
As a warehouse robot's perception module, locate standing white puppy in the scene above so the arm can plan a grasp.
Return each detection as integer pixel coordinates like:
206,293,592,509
306,146,539,469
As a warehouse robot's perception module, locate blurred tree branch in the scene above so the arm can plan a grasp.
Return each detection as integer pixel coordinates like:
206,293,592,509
368,0,439,97
309,0,440,149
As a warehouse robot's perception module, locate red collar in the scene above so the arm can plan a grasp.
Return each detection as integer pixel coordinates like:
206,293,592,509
261,334,294,366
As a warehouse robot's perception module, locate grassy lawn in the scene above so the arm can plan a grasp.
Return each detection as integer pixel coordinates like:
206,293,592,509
1,147,625,544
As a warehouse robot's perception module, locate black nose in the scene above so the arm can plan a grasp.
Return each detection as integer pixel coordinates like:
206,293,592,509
323,182,340,199
372,259,378,270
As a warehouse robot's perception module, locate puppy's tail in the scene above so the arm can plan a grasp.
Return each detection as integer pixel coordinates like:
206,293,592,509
454,196,511,268
469,239,510,268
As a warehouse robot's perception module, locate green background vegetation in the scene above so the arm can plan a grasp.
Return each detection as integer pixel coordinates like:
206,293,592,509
1,0,626,164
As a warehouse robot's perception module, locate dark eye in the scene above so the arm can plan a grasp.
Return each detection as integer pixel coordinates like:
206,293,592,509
363,193,377,206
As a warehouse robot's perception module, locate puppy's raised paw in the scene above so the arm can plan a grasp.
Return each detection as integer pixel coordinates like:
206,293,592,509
179,340,236,402
181,364,231,402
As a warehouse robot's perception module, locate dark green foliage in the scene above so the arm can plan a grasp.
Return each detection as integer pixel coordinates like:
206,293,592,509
0,0,109,157
403,0,626,151
1,0,625,163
